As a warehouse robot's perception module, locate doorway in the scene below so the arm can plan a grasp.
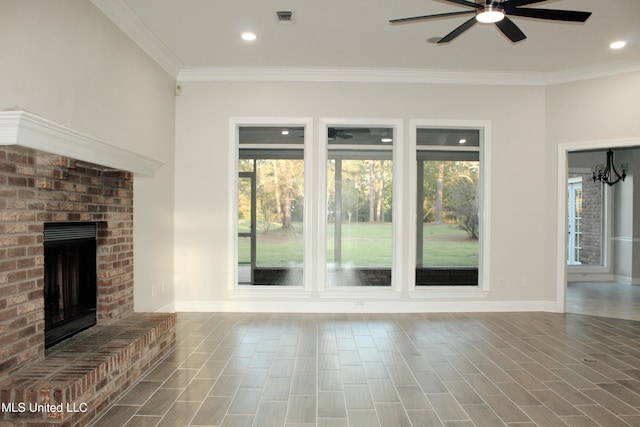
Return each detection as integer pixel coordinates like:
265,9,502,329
559,140,639,319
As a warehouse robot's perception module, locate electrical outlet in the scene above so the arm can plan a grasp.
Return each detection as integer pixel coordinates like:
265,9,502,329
355,300,365,306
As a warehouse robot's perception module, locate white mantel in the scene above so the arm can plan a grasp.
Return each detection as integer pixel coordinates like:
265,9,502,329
0,110,163,177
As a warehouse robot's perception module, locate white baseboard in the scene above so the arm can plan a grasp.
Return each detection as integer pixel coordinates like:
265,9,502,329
154,302,176,313
568,273,615,282
174,299,558,313
616,275,640,286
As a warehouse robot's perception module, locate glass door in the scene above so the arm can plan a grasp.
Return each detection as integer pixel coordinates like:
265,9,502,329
567,179,583,265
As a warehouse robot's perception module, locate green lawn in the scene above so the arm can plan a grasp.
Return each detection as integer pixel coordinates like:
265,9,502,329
239,221,478,267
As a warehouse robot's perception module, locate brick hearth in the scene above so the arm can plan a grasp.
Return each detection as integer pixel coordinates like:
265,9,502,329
1,313,176,426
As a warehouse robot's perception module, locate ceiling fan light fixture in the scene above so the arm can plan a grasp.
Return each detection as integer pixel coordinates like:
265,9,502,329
476,6,505,24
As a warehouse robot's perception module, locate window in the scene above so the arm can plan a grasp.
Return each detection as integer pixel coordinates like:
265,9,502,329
415,128,481,286
567,172,603,266
237,126,305,286
567,178,583,265
233,119,486,295
325,127,394,287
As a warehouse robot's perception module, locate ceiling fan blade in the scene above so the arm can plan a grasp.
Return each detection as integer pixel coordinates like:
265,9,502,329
508,8,592,22
343,128,371,133
441,0,482,9
502,0,547,8
438,17,477,43
495,17,526,43
390,10,475,24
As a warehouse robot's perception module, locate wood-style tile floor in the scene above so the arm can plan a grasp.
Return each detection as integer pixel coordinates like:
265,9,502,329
567,281,640,321
90,307,640,427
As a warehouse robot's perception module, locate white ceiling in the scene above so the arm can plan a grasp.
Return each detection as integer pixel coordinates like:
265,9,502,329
94,0,640,80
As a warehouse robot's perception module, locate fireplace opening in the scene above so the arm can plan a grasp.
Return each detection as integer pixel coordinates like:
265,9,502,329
44,222,97,348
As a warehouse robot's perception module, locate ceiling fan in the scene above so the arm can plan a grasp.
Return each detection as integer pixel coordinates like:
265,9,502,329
390,0,592,44
328,128,371,140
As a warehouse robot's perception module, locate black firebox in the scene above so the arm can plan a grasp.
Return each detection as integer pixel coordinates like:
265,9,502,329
43,222,97,348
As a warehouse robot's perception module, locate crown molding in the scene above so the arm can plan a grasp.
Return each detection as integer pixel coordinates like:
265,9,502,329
544,59,640,85
177,67,549,86
177,61,640,85
0,110,164,177
91,0,182,78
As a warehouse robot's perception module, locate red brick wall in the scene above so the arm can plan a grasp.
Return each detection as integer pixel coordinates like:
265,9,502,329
0,145,135,382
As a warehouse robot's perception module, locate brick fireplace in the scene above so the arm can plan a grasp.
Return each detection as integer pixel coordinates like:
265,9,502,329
0,145,138,380
0,111,175,426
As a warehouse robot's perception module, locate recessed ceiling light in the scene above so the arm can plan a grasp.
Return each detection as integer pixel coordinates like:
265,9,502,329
381,138,393,143
459,139,467,144
281,129,290,135
241,32,257,41
610,40,626,49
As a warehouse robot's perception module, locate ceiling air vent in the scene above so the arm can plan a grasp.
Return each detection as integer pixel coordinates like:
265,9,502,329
275,10,295,23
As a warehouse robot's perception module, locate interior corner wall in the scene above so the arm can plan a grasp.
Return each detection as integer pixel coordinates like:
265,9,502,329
614,149,640,284
0,0,176,311
634,176,640,285
546,71,640,290
174,80,550,311
633,151,640,284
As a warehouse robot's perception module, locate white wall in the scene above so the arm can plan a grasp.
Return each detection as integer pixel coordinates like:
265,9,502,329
0,0,176,311
612,149,639,284
546,72,640,293
174,80,551,312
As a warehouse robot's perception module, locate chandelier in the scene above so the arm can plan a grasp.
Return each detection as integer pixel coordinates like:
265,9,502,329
592,149,627,186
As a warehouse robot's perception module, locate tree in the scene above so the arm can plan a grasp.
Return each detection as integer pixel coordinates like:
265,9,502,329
446,174,479,240
252,158,304,233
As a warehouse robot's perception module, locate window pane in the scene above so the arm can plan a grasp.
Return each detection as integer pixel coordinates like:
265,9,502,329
239,127,304,144
417,128,480,147
326,156,393,287
237,125,305,286
416,154,479,286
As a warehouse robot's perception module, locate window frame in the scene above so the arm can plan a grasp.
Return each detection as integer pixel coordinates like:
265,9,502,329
317,118,404,296
566,167,611,276
229,117,314,296
567,177,583,266
228,117,490,300
407,119,491,296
